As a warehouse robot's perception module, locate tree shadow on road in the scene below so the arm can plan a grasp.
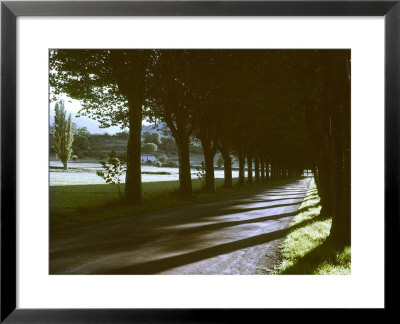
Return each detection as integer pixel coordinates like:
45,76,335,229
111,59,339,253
99,216,318,274
50,178,314,274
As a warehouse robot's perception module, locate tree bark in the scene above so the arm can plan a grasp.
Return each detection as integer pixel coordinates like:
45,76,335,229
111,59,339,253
220,143,233,188
247,154,253,184
254,154,260,183
330,108,351,246
265,161,270,182
260,158,265,183
238,147,245,186
125,102,142,204
271,164,276,180
201,138,216,192
316,149,336,218
176,130,192,196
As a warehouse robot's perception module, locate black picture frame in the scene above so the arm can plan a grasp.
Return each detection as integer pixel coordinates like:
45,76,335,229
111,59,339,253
1,0,398,321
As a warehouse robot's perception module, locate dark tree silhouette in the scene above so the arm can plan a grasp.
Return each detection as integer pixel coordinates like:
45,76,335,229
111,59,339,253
50,49,153,204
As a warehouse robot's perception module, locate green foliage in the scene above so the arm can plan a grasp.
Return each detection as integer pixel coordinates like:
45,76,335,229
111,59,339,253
155,161,162,167
216,154,224,168
71,155,78,161
189,143,203,154
53,100,74,169
116,152,127,162
72,127,91,157
50,50,153,129
156,153,168,164
158,136,177,153
74,126,90,137
230,155,237,167
163,161,178,168
216,153,235,168
142,131,161,146
96,151,126,199
115,131,129,140
72,132,90,154
142,142,158,154
195,161,206,187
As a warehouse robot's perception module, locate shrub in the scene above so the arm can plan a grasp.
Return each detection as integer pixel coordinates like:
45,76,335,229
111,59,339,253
116,152,127,162
96,151,126,199
164,161,178,167
142,143,158,154
156,153,168,163
195,161,206,187
155,161,162,167
216,154,224,168
71,155,78,161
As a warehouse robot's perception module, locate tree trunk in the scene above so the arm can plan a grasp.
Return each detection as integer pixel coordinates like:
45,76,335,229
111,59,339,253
329,153,349,246
270,164,275,180
317,152,336,218
220,144,232,188
254,155,260,183
176,130,192,196
238,148,245,186
330,105,351,246
201,138,216,192
125,102,142,204
265,161,270,182
62,161,68,170
247,154,253,184
260,158,265,183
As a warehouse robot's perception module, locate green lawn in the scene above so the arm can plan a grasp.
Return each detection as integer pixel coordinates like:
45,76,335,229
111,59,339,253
274,179,351,275
50,178,283,233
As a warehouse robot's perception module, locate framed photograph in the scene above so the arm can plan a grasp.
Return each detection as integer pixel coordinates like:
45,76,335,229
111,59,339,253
1,0,398,321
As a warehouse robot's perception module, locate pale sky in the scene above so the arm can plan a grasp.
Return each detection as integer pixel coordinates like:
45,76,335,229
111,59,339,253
49,95,151,134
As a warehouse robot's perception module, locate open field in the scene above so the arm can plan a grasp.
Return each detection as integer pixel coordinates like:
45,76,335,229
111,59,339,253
49,160,241,186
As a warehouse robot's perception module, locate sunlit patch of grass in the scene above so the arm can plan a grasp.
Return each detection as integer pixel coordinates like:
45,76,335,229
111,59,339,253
314,247,351,275
275,179,351,275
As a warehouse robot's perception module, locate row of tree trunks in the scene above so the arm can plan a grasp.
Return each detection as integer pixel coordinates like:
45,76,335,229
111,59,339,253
307,51,351,248
220,142,233,188
269,164,303,181
312,133,350,247
165,139,304,199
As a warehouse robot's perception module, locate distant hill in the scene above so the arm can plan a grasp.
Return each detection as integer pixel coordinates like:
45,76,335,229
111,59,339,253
49,106,166,136
141,123,167,136
49,107,123,134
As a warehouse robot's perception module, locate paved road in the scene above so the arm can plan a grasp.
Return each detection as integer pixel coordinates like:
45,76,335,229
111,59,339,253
50,178,311,275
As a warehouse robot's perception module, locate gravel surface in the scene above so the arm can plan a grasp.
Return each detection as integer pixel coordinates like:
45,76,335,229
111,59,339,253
50,178,311,275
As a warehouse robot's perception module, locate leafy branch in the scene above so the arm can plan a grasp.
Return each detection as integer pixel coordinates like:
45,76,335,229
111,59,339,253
96,151,126,199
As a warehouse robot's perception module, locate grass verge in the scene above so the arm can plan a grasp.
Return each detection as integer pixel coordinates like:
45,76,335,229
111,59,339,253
50,178,292,233
274,179,351,275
